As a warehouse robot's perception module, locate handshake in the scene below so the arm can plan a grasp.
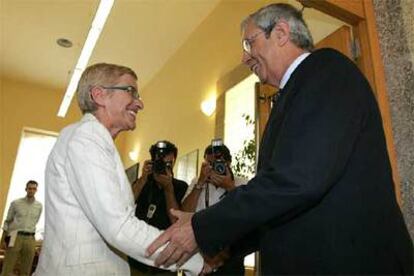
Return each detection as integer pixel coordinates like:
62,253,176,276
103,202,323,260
146,209,228,275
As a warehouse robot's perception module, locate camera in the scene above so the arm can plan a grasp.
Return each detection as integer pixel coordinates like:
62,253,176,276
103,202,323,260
152,159,173,175
212,160,226,175
211,138,227,175
151,141,173,175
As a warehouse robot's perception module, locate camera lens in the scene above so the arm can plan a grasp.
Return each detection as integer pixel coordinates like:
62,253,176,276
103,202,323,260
213,161,226,175
153,159,166,174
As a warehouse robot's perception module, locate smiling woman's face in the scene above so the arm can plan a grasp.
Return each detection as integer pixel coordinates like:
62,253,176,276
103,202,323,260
103,73,143,135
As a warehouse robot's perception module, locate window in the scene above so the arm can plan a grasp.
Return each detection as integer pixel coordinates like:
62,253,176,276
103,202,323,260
224,74,258,268
224,74,257,164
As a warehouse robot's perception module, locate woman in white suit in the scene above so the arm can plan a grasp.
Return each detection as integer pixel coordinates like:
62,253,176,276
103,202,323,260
34,63,203,275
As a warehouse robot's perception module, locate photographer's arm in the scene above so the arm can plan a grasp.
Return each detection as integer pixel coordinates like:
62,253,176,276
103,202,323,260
154,172,181,224
164,186,181,224
132,177,146,200
181,180,204,212
132,160,152,200
182,161,211,212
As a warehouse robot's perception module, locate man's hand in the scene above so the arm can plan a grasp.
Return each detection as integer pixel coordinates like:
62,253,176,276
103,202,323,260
200,261,214,275
203,248,230,272
153,169,173,191
140,160,153,182
146,209,199,268
199,249,229,275
1,239,7,250
209,167,235,191
199,161,212,184
132,160,153,200
1,232,8,250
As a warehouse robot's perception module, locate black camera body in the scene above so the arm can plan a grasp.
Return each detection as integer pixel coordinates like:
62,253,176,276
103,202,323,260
151,141,173,175
152,159,173,175
211,138,227,175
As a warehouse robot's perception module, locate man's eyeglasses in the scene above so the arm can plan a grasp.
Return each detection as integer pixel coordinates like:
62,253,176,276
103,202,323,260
101,86,140,99
242,30,266,54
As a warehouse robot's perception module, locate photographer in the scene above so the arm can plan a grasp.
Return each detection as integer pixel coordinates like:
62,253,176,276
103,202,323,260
182,142,247,275
129,140,188,275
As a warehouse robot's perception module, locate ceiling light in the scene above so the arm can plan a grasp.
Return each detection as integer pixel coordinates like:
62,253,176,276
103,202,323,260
129,150,138,161
56,38,73,48
57,0,114,117
201,98,216,117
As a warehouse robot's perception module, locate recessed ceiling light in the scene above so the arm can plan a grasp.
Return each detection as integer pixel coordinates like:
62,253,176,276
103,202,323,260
56,38,73,48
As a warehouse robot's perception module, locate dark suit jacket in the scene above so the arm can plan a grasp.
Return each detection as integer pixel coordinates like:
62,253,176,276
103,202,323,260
192,48,413,275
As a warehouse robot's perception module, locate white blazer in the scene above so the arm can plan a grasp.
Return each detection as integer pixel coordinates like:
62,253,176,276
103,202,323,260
35,114,202,276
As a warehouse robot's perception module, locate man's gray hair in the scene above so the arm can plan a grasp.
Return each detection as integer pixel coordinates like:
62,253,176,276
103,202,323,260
77,63,138,114
241,3,314,51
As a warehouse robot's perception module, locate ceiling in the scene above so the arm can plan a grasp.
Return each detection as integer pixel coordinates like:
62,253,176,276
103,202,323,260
0,0,220,91
1,0,346,99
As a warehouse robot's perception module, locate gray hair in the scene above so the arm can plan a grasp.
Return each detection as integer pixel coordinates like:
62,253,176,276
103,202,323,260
77,63,137,114
241,3,314,51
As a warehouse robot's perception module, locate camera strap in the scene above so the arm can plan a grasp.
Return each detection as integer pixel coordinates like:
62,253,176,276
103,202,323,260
145,177,162,220
205,183,210,208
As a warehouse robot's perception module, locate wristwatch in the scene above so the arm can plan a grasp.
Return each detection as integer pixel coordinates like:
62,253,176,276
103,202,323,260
194,181,205,190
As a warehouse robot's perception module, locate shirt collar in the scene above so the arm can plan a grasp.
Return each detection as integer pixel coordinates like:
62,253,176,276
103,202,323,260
25,196,35,203
82,112,97,122
279,52,311,89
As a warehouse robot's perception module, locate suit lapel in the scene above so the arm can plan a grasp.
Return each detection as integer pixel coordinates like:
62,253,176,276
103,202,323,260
256,53,310,171
258,87,285,170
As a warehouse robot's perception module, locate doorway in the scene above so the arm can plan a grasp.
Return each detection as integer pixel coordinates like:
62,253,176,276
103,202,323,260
1,128,57,241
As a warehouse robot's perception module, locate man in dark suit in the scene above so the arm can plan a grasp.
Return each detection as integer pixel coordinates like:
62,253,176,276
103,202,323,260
147,3,413,275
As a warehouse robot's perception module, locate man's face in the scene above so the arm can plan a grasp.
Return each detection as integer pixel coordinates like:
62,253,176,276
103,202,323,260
241,20,281,87
104,73,143,134
162,152,176,171
25,184,37,198
205,153,215,164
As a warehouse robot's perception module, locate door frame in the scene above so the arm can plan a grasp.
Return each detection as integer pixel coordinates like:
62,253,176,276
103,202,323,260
298,0,401,204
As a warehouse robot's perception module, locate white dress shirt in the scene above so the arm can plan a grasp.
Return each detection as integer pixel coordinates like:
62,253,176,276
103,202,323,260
184,176,247,211
34,113,202,276
279,52,310,89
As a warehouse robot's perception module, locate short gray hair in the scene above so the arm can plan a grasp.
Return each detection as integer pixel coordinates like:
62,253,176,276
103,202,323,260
77,63,137,114
241,3,314,51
